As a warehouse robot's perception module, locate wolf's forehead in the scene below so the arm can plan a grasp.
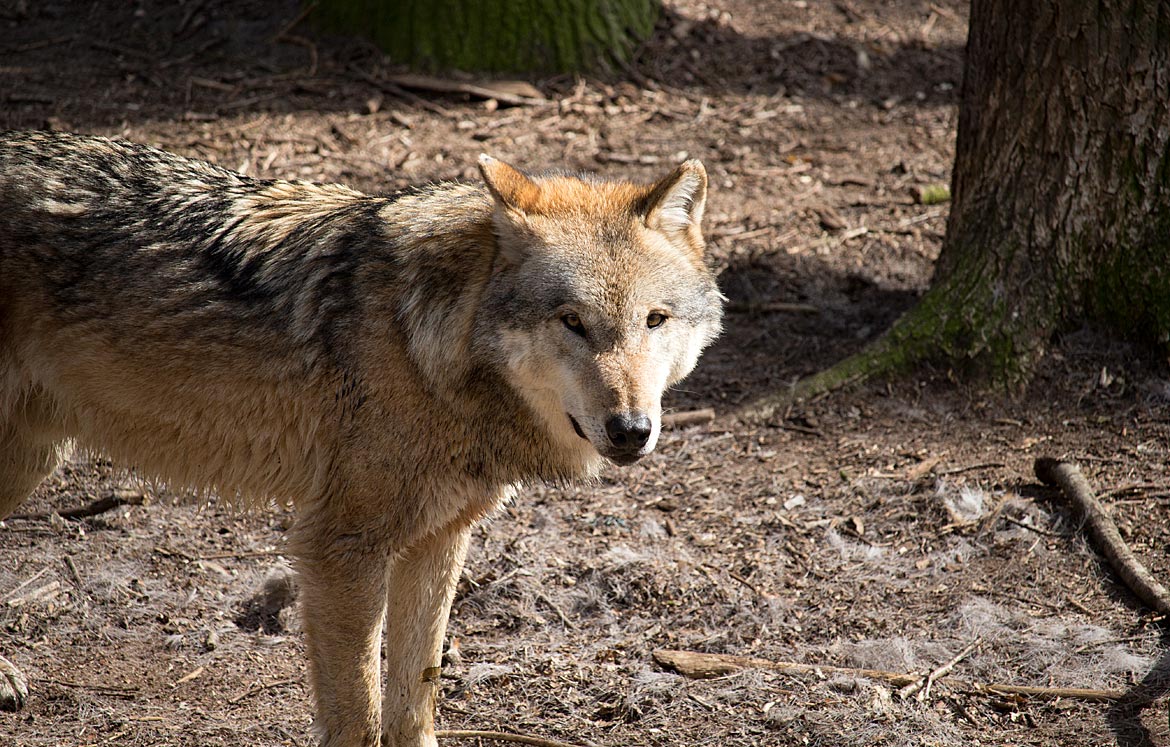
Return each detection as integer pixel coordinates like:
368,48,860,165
531,249,702,308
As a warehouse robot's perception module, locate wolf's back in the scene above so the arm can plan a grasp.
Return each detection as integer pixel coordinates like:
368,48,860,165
0,131,392,360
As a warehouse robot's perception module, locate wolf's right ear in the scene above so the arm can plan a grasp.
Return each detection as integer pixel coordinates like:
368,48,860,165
641,159,708,238
478,154,540,215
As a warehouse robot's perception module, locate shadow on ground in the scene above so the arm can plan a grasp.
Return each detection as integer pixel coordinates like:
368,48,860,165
2,0,964,132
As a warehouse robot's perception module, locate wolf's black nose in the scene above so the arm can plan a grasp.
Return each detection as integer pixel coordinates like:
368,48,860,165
605,414,652,451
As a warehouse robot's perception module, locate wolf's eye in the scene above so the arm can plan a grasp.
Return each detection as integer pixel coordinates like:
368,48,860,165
562,313,587,337
647,312,667,329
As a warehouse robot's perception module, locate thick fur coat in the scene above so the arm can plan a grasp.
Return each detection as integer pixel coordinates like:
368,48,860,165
0,131,723,746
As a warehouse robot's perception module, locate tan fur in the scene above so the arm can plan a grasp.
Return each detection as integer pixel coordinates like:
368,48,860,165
0,131,723,746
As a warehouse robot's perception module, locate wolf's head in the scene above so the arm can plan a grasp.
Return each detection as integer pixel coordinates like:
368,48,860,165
475,156,724,466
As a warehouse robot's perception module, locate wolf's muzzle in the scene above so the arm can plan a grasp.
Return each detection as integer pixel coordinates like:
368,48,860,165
605,413,652,460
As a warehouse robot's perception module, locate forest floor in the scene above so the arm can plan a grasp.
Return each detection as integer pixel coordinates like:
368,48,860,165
4,1,1170,746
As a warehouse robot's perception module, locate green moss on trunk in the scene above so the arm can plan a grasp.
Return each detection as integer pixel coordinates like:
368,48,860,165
742,248,1046,421
312,0,660,73
1089,217,1170,349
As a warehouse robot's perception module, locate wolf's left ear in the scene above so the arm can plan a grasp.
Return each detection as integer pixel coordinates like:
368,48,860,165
641,159,707,237
478,154,540,214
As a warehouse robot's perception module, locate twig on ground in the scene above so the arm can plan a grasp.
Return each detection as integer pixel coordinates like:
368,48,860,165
174,666,204,686
0,567,52,602
1034,457,1170,617
6,490,144,522
5,34,76,54
726,569,773,598
1099,482,1170,500
905,454,945,480
662,408,715,429
652,649,1125,702
154,547,283,561
43,679,139,697
898,638,982,701
228,678,299,705
435,729,585,747
270,1,317,42
1003,514,1068,538
937,461,1005,476
198,549,284,561
773,422,824,438
976,492,1011,538
701,563,774,599
63,556,84,589
534,591,576,630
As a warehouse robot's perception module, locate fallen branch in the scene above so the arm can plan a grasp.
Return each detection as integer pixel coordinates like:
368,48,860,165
1034,457,1170,617
652,649,1124,702
661,408,715,429
6,490,144,522
386,73,546,107
436,729,584,747
655,648,920,686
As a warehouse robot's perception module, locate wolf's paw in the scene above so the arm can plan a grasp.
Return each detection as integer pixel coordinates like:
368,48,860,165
0,654,29,711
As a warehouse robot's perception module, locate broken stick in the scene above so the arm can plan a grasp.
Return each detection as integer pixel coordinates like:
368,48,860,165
435,730,582,747
652,649,1124,702
1034,457,1170,617
5,489,145,522
661,407,715,429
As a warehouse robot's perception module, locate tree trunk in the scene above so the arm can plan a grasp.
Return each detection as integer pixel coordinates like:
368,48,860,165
750,0,1170,415
313,0,660,73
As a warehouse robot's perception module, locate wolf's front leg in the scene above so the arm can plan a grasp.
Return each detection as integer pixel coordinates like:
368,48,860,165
382,525,472,747
295,528,390,747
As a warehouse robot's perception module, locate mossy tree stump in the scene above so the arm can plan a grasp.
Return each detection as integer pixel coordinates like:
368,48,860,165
749,0,1170,418
313,0,660,73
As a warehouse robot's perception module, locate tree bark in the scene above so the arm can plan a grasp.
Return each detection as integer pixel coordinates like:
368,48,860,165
938,0,1170,373
313,0,660,74
748,0,1170,416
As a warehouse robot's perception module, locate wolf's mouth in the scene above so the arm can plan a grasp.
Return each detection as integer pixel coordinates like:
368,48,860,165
567,414,587,440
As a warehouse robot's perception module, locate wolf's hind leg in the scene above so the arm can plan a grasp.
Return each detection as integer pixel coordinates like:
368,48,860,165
382,525,472,747
0,388,65,519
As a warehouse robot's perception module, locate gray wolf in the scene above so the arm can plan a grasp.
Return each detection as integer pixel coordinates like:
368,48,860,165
0,130,723,746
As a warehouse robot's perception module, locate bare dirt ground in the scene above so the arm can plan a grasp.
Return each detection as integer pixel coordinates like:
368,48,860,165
4,2,1170,746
